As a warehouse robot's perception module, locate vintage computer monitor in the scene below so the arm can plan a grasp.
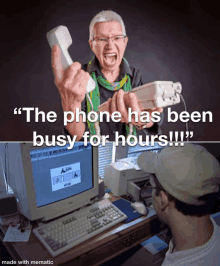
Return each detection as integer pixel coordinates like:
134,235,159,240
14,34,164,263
7,143,99,221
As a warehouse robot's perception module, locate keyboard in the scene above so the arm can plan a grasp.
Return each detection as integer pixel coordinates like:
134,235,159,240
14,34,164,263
33,198,127,257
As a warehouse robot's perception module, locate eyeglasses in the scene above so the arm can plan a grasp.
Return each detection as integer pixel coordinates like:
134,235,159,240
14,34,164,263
92,35,127,44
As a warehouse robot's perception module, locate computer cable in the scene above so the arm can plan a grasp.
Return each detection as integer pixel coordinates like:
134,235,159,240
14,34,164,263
175,92,189,141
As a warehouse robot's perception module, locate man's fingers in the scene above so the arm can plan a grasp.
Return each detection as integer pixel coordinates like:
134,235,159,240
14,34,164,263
111,91,118,114
156,107,163,113
111,91,128,123
146,107,164,115
74,68,86,86
109,92,162,127
126,92,142,125
78,71,90,94
63,62,82,87
52,44,64,84
116,90,129,124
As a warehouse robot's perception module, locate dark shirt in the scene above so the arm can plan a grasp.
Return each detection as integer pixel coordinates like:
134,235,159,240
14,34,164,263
80,57,163,141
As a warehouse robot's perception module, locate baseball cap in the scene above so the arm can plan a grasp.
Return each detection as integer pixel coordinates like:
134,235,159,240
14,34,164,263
137,144,220,205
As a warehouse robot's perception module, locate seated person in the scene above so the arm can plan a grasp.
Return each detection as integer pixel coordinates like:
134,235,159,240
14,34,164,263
52,10,164,141
138,144,220,266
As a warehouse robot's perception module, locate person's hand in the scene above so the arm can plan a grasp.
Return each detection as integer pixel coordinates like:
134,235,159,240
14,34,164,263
51,44,89,139
52,44,90,110
144,107,163,128
104,90,163,128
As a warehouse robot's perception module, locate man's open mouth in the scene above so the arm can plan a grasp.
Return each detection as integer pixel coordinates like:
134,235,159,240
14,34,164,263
104,53,117,64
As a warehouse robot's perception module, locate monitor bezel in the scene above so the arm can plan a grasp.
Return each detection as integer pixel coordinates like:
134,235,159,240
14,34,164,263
8,143,99,221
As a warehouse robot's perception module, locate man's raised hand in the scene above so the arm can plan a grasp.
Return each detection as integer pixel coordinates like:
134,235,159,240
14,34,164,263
106,90,163,129
52,44,90,108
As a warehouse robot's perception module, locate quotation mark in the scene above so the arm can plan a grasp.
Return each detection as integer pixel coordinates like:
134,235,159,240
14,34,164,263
169,131,193,146
14,108,22,115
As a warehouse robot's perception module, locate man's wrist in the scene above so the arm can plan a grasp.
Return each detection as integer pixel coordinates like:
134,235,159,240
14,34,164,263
62,100,82,113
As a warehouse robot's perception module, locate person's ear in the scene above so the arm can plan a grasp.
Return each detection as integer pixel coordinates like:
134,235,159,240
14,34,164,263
159,191,169,212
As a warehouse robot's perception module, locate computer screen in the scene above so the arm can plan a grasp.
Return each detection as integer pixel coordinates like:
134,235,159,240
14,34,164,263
7,143,99,221
30,145,93,207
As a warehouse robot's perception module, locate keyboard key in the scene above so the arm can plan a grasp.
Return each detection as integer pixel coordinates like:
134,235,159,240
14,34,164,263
66,232,87,244
90,219,98,225
38,230,45,235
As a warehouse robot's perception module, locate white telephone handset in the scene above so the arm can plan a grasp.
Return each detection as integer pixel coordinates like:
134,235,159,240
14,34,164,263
47,25,95,93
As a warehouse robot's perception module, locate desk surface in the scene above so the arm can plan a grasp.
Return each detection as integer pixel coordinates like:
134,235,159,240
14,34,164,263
0,198,166,266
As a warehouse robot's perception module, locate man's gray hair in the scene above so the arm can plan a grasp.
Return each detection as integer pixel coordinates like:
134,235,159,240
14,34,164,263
89,10,126,40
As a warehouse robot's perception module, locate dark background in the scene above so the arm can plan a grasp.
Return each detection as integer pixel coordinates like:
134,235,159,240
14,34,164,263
1,0,220,141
